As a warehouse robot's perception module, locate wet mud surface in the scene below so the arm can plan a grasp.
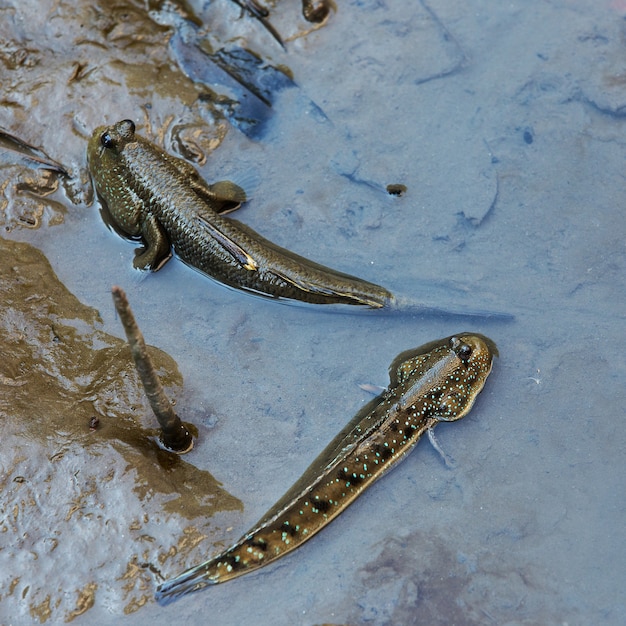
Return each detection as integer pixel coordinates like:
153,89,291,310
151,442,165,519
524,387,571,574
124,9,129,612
1,0,625,625
0,238,241,620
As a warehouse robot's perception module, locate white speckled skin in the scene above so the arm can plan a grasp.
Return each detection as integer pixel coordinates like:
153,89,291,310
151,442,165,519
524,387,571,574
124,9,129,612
155,333,496,604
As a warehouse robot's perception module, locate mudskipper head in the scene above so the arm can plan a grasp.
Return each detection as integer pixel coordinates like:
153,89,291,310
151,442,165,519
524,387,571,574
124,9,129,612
434,333,497,422
87,119,137,171
392,333,497,423
87,119,140,208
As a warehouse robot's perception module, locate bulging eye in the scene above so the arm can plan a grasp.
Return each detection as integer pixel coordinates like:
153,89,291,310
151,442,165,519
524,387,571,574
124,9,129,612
449,336,472,361
100,132,114,149
457,342,472,361
120,119,136,137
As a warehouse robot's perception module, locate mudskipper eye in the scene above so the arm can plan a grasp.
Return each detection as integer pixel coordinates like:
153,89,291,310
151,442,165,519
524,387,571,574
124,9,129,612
120,119,136,137
457,342,472,362
100,132,114,149
449,336,472,361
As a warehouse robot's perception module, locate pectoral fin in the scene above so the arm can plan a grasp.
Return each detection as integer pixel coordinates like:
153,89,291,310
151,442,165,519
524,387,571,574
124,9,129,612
135,214,172,271
189,176,247,214
167,149,247,213
207,181,247,213
358,383,386,395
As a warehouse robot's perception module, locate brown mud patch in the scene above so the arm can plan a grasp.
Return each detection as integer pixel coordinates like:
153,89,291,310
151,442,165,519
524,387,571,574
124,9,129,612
0,237,241,621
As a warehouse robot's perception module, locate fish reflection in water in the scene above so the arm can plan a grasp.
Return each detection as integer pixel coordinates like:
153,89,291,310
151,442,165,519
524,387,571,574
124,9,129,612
156,333,497,604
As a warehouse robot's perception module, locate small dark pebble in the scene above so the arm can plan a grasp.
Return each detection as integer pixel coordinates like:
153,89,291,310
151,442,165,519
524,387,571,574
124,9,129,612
386,183,407,196
523,129,533,144
303,0,333,23
89,416,100,431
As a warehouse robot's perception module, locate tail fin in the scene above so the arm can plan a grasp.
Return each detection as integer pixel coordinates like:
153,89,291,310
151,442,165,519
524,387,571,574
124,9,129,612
155,561,216,606
387,295,515,321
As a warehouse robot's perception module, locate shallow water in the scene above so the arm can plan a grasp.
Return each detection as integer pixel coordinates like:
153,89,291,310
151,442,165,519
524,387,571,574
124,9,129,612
1,0,625,624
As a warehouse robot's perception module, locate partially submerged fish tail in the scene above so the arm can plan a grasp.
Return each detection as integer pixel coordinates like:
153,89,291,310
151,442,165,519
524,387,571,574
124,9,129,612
155,538,268,604
155,561,218,606
387,294,514,321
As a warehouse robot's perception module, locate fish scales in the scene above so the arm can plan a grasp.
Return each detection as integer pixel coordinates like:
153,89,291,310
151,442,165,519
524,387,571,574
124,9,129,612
87,120,514,319
156,333,497,604
87,119,393,307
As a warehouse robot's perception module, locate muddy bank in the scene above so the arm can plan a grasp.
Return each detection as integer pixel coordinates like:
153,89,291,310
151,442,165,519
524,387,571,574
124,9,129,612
0,237,241,620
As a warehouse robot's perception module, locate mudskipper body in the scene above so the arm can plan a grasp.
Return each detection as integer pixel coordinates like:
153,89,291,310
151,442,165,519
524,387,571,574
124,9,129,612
87,120,393,308
155,333,497,604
